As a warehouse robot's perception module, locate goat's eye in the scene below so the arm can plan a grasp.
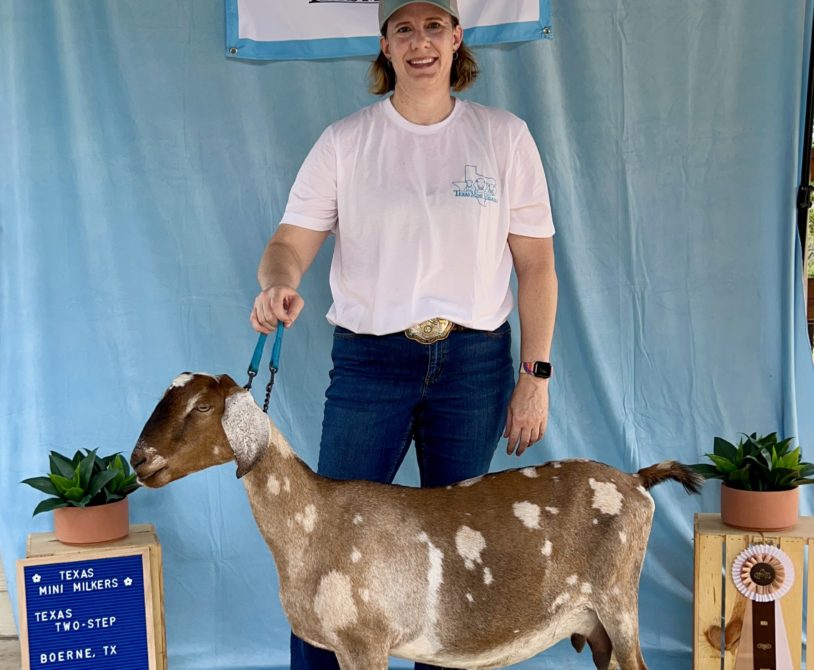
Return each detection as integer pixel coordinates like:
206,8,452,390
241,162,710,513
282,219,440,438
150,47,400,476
195,404,212,413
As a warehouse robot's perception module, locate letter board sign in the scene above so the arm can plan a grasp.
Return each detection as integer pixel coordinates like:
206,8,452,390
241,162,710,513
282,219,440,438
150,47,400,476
18,547,156,669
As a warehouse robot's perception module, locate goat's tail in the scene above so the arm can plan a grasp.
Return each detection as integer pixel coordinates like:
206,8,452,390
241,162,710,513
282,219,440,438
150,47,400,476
636,461,704,495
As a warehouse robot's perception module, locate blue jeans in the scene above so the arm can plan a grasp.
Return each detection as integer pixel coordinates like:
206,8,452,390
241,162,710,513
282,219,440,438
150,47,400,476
290,322,514,670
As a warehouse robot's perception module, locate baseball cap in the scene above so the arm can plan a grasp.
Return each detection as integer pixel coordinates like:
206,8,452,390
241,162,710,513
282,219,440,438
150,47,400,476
378,0,460,30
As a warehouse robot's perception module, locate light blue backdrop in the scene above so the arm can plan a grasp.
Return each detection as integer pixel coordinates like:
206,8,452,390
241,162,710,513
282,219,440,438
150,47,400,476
2,1,814,668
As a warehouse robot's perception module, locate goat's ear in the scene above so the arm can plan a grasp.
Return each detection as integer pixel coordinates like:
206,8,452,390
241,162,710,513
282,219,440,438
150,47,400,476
221,390,269,479
218,374,241,393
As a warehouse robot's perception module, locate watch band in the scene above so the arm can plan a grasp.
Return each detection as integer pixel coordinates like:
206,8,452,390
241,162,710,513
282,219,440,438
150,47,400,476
519,361,552,379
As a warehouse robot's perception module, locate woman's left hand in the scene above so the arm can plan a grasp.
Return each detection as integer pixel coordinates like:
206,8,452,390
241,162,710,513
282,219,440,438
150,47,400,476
504,376,549,456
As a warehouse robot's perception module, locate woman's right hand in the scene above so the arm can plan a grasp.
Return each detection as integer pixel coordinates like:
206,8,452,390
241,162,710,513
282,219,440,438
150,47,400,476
250,286,305,333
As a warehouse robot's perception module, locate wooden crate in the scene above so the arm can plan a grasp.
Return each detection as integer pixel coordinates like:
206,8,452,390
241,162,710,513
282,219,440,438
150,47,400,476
19,524,166,670
693,513,814,670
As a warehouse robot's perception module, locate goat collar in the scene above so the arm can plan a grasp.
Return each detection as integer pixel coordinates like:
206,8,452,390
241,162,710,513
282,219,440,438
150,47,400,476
222,390,270,478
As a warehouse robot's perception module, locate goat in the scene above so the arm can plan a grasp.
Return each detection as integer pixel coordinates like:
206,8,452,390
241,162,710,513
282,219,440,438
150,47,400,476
131,372,702,670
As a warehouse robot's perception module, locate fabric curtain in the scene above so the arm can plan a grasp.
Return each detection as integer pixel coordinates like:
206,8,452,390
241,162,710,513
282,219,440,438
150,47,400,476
2,1,813,667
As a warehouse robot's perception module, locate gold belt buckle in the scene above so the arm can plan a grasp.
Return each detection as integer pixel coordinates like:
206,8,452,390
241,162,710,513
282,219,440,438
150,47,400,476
404,318,454,344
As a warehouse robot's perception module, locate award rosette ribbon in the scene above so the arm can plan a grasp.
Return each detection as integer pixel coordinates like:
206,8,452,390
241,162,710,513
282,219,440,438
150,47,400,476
731,544,794,670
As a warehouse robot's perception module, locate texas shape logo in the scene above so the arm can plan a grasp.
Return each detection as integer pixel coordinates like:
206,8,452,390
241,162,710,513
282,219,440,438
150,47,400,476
452,165,498,206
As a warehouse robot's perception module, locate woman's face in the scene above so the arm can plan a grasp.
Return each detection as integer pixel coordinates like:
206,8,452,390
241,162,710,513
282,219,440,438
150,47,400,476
380,3,463,94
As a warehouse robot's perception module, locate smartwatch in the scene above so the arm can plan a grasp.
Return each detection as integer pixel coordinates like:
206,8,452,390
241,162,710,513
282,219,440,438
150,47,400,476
519,361,552,379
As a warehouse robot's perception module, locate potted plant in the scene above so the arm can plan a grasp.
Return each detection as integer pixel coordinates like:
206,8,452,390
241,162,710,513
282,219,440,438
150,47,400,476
692,433,814,531
22,449,140,544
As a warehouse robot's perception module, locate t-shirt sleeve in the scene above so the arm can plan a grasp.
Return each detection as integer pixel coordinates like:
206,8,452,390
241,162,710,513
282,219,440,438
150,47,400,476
507,123,555,238
281,126,338,232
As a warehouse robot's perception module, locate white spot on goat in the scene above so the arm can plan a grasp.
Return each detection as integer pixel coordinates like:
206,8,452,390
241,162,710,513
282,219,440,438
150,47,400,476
313,571,357,636
466,593,474,603
520,467,538,478
566,574,578,586
592,518,599,525
551,461,562,469
513,501,541,529
295,504,318,533
359,589,370,603
351,548,361,563
455,526,486,570
619,531,627,544
458,475,482,487
267,474,281,495
549,592,571,613
589,478,624,515
581,582,593,594
416,532,444,654
545,507,559,515
483,567,493,585
284,477,291,493
541,539,553,557
170,373,194,389
551,476,560,482
353,514,363,525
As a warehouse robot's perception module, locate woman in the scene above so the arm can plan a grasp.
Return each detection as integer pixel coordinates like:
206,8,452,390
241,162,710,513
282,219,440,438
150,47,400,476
251,1,557,668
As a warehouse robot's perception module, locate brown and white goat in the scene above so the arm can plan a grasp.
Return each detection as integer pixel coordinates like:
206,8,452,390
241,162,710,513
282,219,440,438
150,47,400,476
131,373,701,670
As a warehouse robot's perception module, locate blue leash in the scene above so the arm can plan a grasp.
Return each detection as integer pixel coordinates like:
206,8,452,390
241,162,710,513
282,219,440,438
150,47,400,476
244,327,285,413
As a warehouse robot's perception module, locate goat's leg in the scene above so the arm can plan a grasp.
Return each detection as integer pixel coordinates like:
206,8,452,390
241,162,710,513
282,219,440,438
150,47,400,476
595,611,647,670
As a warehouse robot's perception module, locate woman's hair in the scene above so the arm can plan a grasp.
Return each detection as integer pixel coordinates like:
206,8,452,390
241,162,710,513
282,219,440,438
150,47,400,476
368,17,479,95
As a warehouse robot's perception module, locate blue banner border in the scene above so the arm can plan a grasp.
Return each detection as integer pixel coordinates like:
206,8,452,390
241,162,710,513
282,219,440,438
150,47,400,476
225,2,552,61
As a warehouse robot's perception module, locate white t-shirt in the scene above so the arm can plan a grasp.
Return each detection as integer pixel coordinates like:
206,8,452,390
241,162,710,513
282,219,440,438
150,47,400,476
282,97,555,335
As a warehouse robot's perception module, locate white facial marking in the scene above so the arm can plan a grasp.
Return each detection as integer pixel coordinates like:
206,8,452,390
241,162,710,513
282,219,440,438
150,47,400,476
619,531,627,544
545,506,559,515
581,582,593,594
313,571,357,636
458,475,483,487
589,478,624,515
520,467,538,478
222,392,270,475
549,592,571,613
541,539,552,557
170,373,194,389
513,501,542,529
455,526,486,570
466,593,474,603
351,548,362,563
352,514,363,525
566,574,578,586
483,567,493,585
295,504,318,533
267,474,281,495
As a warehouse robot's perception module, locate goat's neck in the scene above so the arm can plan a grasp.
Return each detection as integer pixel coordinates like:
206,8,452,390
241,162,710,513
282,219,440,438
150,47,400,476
238,413,323,580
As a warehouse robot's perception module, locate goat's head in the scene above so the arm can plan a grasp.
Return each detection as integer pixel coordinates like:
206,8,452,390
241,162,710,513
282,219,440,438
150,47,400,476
131,372,269,487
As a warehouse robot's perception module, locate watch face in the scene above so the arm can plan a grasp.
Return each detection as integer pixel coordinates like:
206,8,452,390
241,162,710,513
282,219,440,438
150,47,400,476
532,362,552,378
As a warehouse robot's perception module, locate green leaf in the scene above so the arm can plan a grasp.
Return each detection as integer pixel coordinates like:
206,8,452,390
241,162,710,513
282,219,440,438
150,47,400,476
62,486,85,502
708,454,737,473
87,470,119,499
78,451,96,489
49,452,76,479
32,498,68,516
48,473,74,496
21,476,59,496
713,437,739,462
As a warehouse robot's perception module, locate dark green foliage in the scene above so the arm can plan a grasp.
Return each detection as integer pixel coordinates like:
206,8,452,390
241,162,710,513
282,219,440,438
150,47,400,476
22,449,140,516
691,433,814,492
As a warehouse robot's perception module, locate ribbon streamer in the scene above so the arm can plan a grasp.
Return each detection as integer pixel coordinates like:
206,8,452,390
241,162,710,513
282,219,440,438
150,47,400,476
731,544,794,670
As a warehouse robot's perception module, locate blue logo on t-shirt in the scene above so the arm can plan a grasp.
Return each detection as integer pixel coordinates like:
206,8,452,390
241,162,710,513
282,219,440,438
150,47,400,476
452,165,498,206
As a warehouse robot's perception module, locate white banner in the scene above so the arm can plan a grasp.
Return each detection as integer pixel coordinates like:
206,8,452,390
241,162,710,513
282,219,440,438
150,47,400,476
225,0,552,61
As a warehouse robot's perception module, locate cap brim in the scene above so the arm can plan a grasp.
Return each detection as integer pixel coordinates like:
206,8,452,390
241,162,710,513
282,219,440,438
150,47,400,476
380,1,460,30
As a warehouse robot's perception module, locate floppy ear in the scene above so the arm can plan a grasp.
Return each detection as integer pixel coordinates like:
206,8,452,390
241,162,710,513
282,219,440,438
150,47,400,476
220,387,269,479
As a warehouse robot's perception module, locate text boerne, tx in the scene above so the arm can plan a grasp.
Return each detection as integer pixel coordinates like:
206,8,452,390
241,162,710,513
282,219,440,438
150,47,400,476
21,553,150,668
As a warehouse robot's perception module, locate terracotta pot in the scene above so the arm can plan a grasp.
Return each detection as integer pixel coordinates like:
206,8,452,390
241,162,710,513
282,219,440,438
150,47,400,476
720,484,799,531
53,498,130,545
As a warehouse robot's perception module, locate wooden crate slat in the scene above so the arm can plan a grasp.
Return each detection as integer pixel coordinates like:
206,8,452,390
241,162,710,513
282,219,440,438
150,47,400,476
723,533,748,670
694,529,724,670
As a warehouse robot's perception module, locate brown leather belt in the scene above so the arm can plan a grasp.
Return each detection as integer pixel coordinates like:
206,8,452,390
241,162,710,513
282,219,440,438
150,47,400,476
404,317,468,344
